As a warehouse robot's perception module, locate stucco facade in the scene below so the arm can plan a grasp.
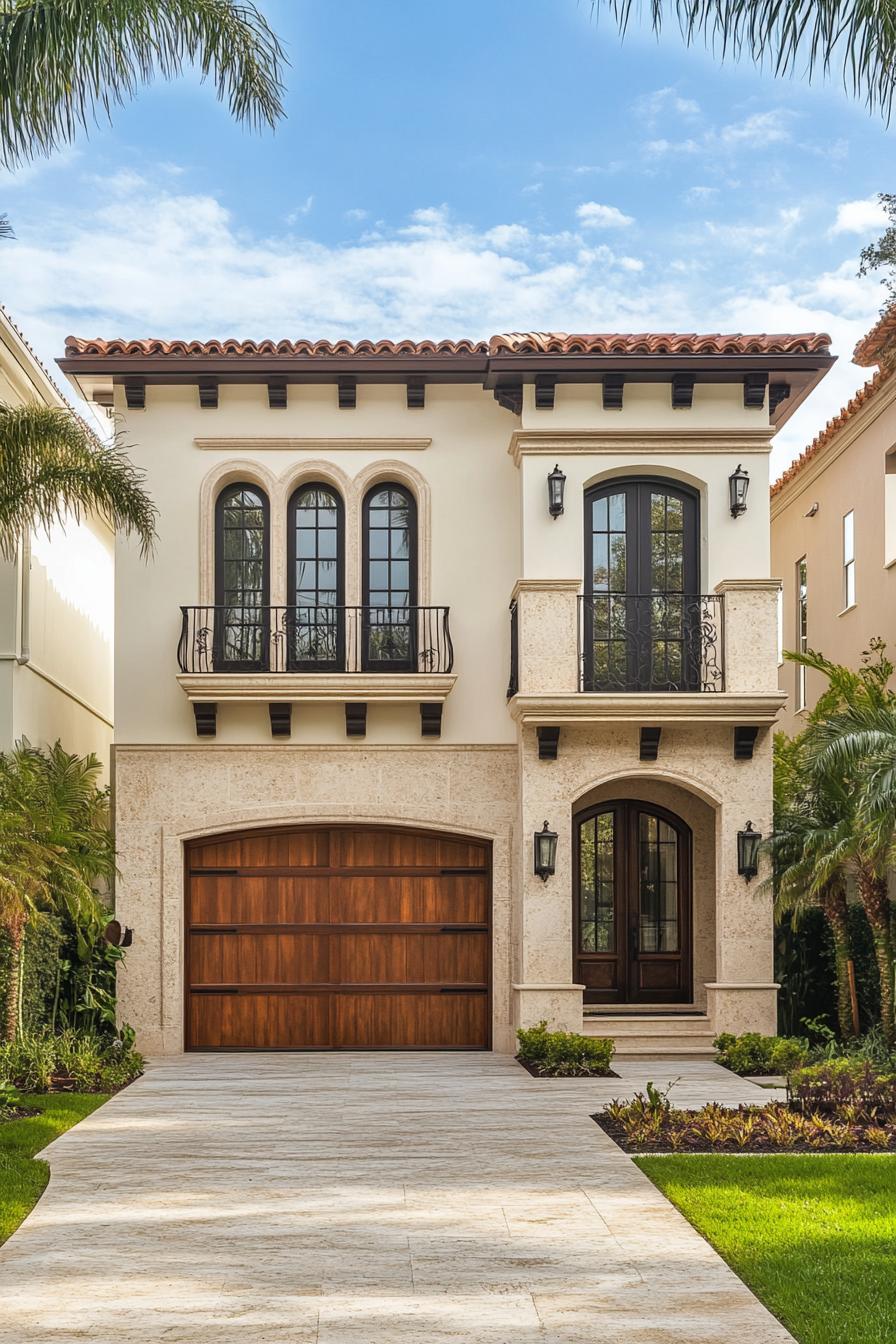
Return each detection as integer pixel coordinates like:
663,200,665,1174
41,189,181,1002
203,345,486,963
0,309,113,773
61,330,833,1054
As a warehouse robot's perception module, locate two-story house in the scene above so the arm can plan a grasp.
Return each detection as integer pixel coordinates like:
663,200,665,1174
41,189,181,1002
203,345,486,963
60,330,833,1056
0,307,114,771
773,308,896,734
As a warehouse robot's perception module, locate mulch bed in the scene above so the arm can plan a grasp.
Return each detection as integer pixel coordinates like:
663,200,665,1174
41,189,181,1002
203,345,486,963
592,1112,895,1154
516,1057,619,1079
0,1106,39,1124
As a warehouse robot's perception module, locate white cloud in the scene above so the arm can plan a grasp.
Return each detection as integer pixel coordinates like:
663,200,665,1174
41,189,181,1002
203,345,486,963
684,185,718,204
576,201,633,229
832,196,888,235
484,224,531,250
643,138,700,157
635,87,701,125
286,194,314,224
719,110,791,146
345,207,368,222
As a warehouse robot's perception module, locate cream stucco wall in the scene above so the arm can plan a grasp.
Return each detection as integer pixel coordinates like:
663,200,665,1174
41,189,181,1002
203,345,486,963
0,313,113,773
772,378,896,737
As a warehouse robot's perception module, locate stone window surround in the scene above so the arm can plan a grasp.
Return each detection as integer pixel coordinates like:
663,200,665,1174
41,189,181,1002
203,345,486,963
198,457,432,608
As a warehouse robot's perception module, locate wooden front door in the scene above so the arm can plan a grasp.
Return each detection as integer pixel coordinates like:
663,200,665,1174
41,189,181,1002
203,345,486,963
574,802,691,1004
186,825,491,1049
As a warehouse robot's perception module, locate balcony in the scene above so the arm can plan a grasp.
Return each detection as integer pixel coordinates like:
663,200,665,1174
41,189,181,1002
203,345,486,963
176,605,456,737
506,577,784,731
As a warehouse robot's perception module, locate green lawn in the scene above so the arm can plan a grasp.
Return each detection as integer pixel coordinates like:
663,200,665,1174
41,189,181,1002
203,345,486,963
637,1155,896,1344
0,1094,108,1245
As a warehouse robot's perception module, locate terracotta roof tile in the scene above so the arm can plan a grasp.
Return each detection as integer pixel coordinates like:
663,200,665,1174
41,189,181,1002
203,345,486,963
771,367,892,498
853,304,896,367
63,331,833,360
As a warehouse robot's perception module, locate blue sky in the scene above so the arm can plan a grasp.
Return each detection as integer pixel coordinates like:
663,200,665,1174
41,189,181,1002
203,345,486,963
1,0,894,473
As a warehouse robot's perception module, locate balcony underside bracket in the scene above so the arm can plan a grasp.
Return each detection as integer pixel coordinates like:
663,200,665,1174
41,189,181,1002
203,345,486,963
639,726,662,761
192,702,217,737
420,702,443,737
269,703,292,737
734,725,759,759
537,726,560,760
345,702,367,737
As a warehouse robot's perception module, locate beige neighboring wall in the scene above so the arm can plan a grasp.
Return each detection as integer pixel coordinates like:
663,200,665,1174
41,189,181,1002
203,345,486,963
772,370,896,738
0,310,113,772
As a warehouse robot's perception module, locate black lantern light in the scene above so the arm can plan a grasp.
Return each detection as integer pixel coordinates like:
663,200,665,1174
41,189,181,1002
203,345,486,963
737,820,762,881
547,463,566,519
729,463,750,518
534,820,558,882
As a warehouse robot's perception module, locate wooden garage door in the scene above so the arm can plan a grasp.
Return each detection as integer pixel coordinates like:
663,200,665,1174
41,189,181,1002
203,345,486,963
186,826,491,1050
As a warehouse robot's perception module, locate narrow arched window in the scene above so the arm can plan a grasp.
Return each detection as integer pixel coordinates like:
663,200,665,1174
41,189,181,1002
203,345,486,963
287,483,344,670
214,482,269,669
362,483,417,670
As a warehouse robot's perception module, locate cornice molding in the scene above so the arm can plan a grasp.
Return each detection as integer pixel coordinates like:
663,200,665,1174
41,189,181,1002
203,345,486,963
176,672,456,703
508,691,785,726
508,428,773,465
193,436,432,452
510,578,581,601
713,578,782,594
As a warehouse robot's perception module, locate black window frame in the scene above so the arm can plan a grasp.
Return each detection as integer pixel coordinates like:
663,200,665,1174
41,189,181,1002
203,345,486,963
362,481,418,672
286,481,346,672
213,481,270,672
583,476,701,692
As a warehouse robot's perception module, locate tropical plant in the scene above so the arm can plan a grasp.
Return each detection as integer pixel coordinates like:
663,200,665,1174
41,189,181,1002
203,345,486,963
0,0,285,170
0,742,116,1041
714,1031,809,1076
597,2,896,121
0,404,157,560
516,1020,615,1076
0,1027,143,1092
786,643,896,1042
766,731,856,1039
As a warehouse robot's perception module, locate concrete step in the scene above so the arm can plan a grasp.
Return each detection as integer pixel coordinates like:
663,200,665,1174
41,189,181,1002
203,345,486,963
582,1013,716,1057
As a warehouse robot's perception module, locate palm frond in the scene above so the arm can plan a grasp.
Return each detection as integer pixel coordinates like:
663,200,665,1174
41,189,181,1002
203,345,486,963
0,402,157,557
0,0,287,169
598,1,896,121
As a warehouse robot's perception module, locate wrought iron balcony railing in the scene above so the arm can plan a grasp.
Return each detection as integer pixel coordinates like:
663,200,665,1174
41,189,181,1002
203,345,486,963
178,605,454,675
578,593,724,693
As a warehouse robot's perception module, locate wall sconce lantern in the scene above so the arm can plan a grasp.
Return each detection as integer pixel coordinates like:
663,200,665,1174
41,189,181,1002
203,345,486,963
729,463,750,518
103,919,134,948
737,820,762,881
534,820,558,882
547,463,566,519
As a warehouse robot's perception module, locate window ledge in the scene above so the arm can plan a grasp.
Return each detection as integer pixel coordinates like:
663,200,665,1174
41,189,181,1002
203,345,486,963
176,672,457,704
837,603,858,617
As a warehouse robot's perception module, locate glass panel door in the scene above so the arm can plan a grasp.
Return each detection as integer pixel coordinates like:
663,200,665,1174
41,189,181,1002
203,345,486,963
288,484,344,670
215,484,268,670
363,484,417,670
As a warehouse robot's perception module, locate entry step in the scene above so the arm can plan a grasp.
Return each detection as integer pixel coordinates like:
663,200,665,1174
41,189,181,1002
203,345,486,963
582,1012,716,1057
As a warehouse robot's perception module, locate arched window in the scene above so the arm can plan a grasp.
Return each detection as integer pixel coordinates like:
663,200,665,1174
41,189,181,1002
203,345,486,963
574,800,691,1005
214,482,269,670
362,483,417,670
287,483,345,670
583,477,701,692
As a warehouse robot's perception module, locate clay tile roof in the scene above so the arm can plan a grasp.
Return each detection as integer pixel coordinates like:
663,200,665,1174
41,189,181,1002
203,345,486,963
63,331,832,360
771,366,891,498
852,304,896,368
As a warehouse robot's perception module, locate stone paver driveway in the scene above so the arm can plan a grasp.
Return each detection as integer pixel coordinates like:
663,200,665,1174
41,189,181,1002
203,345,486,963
0,1053,793,1343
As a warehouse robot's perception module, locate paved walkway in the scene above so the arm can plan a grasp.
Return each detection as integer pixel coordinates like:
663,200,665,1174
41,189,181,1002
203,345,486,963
0,1054,792,1343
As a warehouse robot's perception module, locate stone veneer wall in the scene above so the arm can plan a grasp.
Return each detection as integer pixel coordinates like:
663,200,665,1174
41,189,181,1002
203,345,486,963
113,744,519,1054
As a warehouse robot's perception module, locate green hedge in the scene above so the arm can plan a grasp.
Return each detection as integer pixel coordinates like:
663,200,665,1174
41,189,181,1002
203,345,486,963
777,904,885,1039
0,918,64,1037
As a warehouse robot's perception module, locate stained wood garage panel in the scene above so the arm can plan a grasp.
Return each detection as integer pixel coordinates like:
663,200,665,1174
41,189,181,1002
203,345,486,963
186,826,491,1049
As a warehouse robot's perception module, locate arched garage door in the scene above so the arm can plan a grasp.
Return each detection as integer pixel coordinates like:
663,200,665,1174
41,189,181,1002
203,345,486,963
186,825,491,1049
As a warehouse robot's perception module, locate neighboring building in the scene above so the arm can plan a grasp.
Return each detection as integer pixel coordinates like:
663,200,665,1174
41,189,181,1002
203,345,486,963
0,308,114,771
60,330,833,1056
772,310,896,736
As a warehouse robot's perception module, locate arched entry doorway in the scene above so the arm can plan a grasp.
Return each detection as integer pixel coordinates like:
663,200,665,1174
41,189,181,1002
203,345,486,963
574,801,692,1004
185,824,491,1050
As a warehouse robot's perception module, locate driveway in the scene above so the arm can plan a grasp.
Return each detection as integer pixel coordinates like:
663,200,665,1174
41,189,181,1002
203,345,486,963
0,1054,792,1343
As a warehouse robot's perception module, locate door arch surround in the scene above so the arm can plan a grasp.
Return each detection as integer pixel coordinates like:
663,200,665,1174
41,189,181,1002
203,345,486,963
573,799,692,1004
184,821,493,1051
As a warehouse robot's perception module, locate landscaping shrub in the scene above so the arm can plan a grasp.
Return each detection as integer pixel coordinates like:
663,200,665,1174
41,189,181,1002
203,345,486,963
516,1021,614,1076
0,1029,143,1094
789,1059,896,1118
598,1092,896,1152
0,918,64,1035
714,1032,809,1076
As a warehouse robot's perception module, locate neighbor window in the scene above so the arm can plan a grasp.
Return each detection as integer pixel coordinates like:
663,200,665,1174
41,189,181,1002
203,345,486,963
796,556,808,711
842,510,855,609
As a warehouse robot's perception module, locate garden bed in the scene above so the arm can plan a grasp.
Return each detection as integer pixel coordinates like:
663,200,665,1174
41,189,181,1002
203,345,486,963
517,1056,618,1079
594,1106,896,1153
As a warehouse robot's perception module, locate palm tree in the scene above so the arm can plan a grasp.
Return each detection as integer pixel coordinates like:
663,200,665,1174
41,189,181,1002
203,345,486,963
789,644,896,1041
598,2,896,121
767,732,856,1040
0,0,285,170
0,404,156,558
0,741,114,1040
